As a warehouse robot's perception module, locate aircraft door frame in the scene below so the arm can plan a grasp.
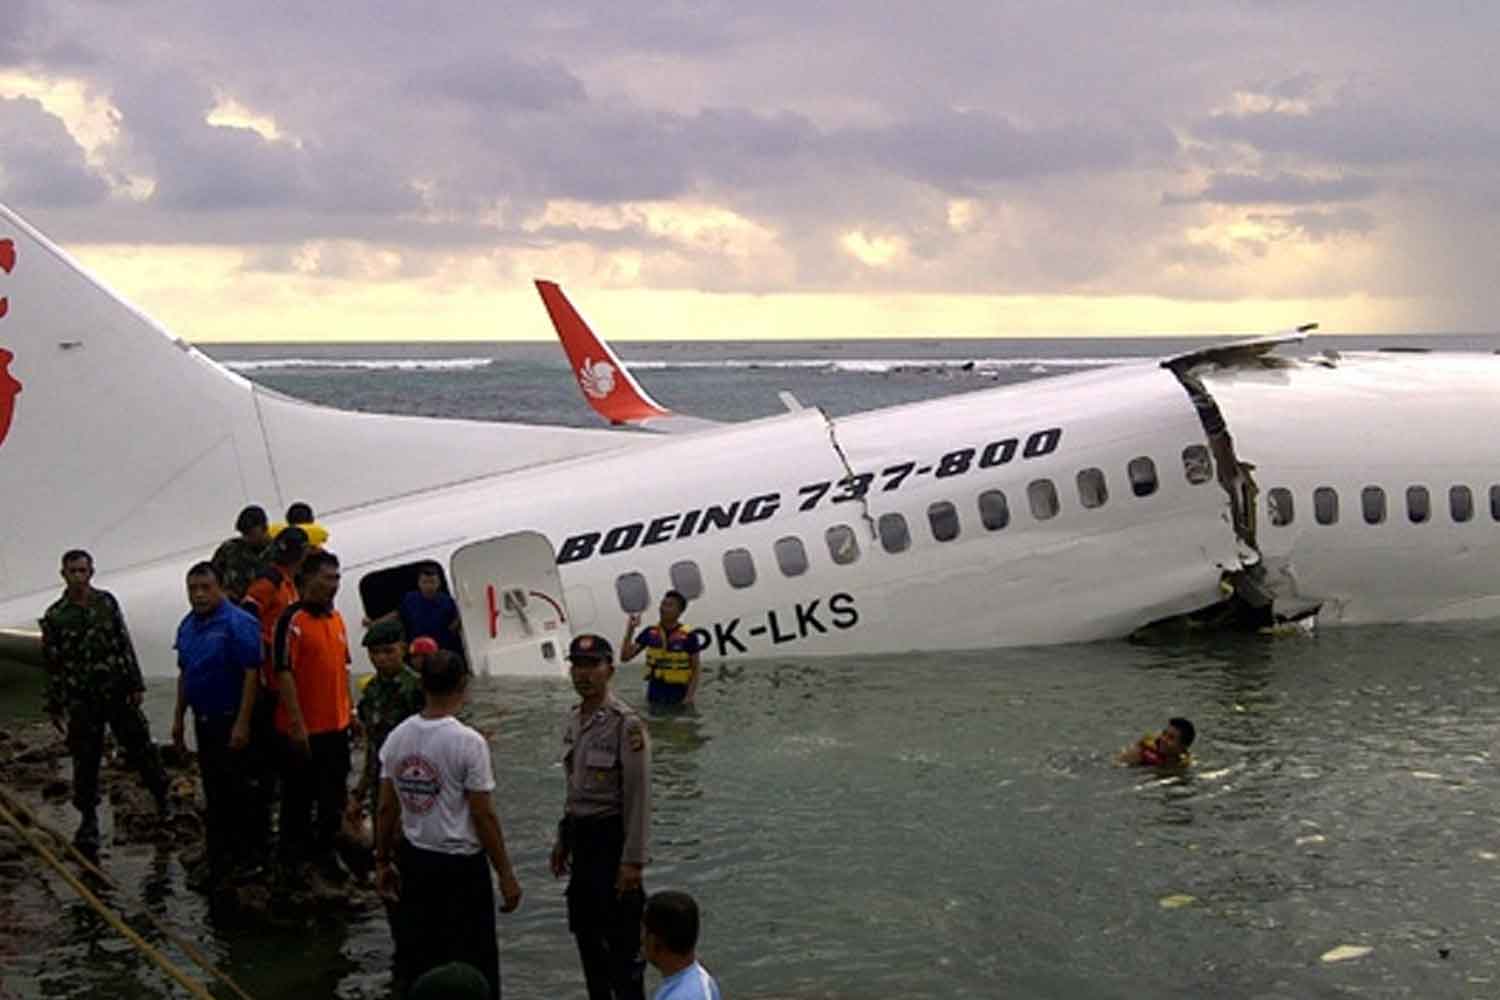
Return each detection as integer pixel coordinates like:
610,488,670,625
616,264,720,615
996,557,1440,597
450,531,571,677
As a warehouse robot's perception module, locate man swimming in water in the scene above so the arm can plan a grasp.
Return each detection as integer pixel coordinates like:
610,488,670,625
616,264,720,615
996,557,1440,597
1118,717,1195,767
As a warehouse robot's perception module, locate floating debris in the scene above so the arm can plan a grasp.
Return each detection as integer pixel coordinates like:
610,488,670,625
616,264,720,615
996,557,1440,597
1158,894,1196,909
1320,944,1373,963
1410,771,1443,780
1295,834,1327,846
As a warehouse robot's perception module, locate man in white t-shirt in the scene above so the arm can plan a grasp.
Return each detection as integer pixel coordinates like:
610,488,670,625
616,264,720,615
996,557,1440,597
375,651,522,999
643,891,720,1000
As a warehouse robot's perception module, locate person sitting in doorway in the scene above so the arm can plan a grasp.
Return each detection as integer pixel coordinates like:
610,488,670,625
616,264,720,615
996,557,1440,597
370,563,463,657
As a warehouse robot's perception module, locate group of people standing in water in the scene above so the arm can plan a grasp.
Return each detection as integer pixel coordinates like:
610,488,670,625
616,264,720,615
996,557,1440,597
38,501,722,999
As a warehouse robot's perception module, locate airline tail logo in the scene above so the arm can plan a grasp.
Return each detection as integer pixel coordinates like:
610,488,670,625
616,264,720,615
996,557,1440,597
577,357,617,400
0,238,17,449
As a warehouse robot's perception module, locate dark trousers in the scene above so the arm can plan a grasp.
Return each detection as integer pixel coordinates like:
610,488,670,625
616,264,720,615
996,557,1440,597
245,693,280,864
194,713,250,881
391,842,500,999
278,727,350,866
66,698,167,815
566,816,645,1000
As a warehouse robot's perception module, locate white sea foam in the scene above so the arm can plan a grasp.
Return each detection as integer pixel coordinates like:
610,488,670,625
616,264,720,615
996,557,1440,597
624,356,1147,374
224,357,494,373
223,354,1148,376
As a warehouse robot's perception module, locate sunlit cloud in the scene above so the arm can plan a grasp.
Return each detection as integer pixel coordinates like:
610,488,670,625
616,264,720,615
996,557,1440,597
840,230,908,268
206,95,294,145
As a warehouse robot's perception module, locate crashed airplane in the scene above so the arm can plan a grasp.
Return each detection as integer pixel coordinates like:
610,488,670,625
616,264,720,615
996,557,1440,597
2,198,1498,677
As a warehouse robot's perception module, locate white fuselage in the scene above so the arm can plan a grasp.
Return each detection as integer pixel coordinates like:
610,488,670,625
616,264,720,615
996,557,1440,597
7,350,1496,677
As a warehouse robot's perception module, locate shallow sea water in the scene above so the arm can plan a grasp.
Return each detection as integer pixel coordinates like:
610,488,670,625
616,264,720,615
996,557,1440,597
6,336,1500,998
7,626,1500,998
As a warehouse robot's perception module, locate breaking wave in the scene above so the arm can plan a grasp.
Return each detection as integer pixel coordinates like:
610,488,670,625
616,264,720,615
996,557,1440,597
224,357,495,373
223,355,1150,377
625,356,1148,374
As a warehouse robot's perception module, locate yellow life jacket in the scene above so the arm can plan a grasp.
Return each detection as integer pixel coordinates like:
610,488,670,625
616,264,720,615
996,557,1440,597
269,521,331,548
643,624,696,686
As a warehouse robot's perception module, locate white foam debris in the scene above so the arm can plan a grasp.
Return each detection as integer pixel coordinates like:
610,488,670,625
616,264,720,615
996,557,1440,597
1321,945,1373,963
1477,850,1498,861
1296,834,1327,846
1410,771,1443,780
1158,894,1196,909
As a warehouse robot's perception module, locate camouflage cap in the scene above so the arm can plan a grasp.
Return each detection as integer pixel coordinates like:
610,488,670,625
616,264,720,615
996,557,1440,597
362,618,403,647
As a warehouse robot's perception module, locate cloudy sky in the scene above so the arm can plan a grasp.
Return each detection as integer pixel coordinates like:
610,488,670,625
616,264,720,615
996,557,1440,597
2,2,1497,341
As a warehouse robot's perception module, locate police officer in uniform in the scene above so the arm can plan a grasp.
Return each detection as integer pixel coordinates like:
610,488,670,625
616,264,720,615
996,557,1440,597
40,549,169,851
551,634,652,1000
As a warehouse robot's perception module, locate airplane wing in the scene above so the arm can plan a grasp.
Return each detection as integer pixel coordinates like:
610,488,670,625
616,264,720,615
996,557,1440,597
534,280,721,433
1162,324,1317,372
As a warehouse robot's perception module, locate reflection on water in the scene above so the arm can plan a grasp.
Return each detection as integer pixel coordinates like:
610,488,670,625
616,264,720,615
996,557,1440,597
6,625,1500,997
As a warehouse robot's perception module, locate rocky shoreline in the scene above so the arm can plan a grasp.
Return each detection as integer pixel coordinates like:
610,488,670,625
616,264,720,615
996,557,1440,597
0,720,383,937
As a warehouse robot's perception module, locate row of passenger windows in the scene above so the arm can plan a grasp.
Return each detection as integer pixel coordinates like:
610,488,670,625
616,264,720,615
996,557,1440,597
1266,484,1500,527
612,445,1214,613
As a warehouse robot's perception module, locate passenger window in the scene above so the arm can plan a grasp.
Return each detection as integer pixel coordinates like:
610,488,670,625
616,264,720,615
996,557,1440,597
1314,487,1339,525
615,572,650,614
978,490,1010,531
1361,486,1386,525
774,536,809,577
1127,457,1158,498
1450,485,1474,523
1182,445,1212,485
1077,468,1108,509
928,501,960,542
1267,487,1294,526
723,548,756,589
878,513,911,553
825,524,860,565
1028,479,1059,520
669,561,703,600
1406,485,1430,524
1491,485,1500,521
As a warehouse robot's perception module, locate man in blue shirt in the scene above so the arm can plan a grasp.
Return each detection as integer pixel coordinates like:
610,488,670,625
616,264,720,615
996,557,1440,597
643,891,720,1000
395,563,463,657
172,561,263,890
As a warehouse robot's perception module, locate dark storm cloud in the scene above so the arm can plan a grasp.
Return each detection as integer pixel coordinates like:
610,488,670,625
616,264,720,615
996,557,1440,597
1191,102,1500,168
2,1,1499,313
411,57,587,111
845,110,1175,189
0,97,110,206
1165,171,1378,206
0,0,44,64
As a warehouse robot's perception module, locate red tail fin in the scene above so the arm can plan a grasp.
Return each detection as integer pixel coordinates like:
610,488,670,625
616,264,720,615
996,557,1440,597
534,280,673,425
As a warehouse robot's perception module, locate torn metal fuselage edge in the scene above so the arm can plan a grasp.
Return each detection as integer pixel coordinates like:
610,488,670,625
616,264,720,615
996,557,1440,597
1145,329,1321,637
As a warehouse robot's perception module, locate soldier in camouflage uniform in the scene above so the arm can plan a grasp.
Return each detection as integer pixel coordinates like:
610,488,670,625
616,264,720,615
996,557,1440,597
211,504,271,604
40,549,169,850
353,619,425,818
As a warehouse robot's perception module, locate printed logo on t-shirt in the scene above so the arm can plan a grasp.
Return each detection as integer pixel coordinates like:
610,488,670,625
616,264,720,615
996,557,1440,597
394,754,442,814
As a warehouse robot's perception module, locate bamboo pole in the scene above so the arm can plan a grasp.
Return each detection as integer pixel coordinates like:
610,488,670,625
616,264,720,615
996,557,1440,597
0,785,255,1000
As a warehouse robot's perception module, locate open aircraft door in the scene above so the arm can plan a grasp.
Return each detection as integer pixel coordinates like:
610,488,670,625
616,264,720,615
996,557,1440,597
450,532,571,677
